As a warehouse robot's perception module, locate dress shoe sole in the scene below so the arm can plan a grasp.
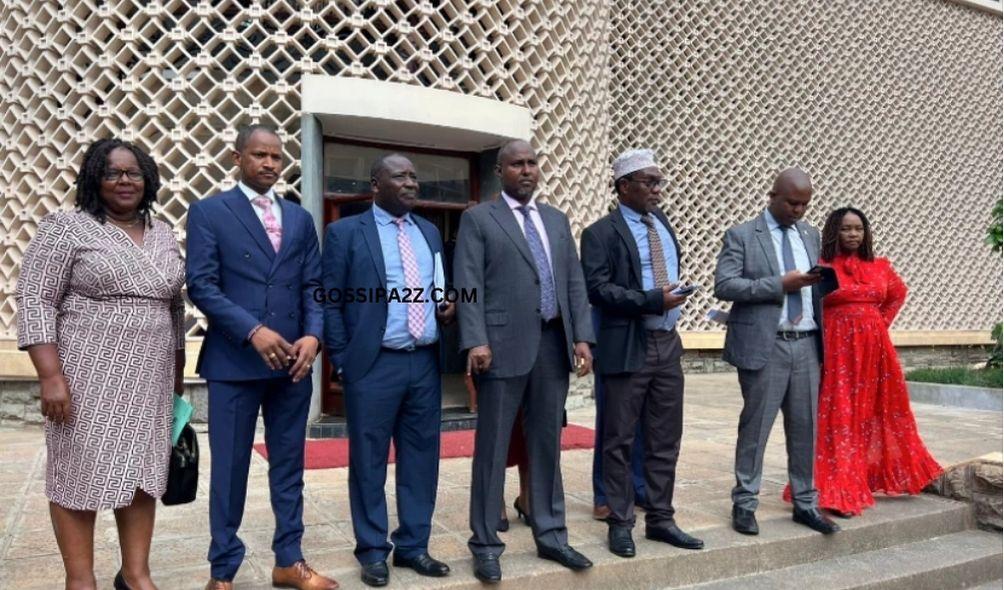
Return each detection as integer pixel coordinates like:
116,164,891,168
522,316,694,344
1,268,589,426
536,551,592,571
732,524,759,535
360,577,389,588
794,520,839,534
473,572,502,584
395,566,449,578
610,547,636,558
645,533,704,550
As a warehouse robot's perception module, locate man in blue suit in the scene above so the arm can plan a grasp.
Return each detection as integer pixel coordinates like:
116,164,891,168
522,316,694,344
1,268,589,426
323,154,455,587
186,125,339,590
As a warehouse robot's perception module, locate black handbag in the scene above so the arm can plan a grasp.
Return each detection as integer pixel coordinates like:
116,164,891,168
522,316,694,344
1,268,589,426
162,423,199,506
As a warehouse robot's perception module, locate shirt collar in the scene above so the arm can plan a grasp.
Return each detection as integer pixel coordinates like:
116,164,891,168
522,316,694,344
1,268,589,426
502,191,536,212
763,208,782,230
372,203,412,227
618,203,644,223
238,180,277,203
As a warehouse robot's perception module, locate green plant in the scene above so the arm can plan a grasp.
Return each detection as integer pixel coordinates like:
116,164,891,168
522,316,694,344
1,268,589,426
987,201,1002,368
905,366,1003,389
987,200,1002,252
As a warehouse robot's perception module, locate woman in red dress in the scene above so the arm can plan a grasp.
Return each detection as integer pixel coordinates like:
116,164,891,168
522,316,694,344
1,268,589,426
786,207,942,516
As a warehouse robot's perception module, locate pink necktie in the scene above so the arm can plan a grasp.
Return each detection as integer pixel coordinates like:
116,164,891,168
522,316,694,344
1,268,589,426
252,196,282,252
395,217,426,340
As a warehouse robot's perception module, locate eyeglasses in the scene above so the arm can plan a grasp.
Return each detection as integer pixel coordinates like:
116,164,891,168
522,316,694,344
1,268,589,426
103,169,144,182
627,176,668,190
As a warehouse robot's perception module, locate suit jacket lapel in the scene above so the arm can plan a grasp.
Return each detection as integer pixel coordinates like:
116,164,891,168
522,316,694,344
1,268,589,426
611,208,643,285
754,213,780,276
223,188,276,261
797,220,818,262
488,199,538,276
361,208,387,287
540,205,564,279
415,216,441,257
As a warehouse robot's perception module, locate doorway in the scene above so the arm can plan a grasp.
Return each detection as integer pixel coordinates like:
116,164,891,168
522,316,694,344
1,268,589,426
320,138,481,418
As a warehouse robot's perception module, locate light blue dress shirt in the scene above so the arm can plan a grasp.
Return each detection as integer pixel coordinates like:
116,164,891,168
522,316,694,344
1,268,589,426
372,204,438,348
763,209,817,331
619,204,680,331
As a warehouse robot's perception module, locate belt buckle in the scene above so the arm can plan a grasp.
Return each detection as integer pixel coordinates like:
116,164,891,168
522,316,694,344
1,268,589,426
778,331,794,341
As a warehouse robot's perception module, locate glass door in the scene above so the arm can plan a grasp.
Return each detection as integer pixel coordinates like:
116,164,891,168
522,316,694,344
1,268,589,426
321,139,480,417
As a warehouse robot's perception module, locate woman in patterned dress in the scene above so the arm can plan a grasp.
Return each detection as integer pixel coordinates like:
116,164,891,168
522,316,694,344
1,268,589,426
783,207,942,516
16,139,186,590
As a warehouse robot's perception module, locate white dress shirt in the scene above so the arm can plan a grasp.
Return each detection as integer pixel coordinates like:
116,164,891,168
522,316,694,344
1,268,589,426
238,180,283,229
763,209,816,331
501,191,553,270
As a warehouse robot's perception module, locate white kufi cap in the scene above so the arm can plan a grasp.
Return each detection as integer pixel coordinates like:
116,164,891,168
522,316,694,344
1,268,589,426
612,148,658,179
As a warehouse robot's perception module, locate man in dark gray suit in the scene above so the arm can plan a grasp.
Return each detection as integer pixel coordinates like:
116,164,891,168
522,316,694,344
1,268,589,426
714,167,839,537
455,139,596,583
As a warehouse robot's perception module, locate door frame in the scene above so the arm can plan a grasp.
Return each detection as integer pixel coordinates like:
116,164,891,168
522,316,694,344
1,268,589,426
320,136,483,416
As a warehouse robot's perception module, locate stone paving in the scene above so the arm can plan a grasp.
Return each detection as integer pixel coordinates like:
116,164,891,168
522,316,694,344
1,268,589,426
0,374,999,589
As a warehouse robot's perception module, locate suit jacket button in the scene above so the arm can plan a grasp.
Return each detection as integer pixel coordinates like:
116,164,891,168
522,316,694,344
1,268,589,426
270,312,276,317
288,312,295,318
243,252,251,259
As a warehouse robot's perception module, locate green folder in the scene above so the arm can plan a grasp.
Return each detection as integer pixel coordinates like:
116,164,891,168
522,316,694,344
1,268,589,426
171,394,194,446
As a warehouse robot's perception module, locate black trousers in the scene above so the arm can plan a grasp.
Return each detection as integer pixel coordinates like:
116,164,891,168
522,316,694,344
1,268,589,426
601,329,685,528
468,321,571,557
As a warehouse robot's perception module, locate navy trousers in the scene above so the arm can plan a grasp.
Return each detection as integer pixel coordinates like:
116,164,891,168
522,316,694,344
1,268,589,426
344,346,442,565
207,376,312,581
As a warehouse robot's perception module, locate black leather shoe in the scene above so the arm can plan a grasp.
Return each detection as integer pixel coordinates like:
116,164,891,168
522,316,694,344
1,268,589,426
473,554,502,584
113,571,132,590
536,545,593,571
361,560,389,587
793,507,841,534
393,552,450,577
732,505,759,535
645,523,704,550
496,517,510,532
608,526,636,558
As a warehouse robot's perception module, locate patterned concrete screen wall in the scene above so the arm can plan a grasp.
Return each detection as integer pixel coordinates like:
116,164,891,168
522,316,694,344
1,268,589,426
608,0,1003,333
0,0,1000,342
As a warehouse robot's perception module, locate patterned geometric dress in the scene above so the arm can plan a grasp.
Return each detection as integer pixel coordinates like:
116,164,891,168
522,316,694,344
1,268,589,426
784,253,943,515
16,210,186,511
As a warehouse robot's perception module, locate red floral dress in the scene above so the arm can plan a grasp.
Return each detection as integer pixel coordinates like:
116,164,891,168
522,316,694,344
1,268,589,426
785,254,942,515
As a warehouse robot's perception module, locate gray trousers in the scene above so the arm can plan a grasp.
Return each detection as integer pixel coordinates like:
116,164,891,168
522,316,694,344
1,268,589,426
468,322,571,557
732,335,820,511
602,329,684,528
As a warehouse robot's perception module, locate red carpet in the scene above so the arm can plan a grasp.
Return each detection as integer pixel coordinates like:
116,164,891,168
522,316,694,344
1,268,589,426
254,424,595,470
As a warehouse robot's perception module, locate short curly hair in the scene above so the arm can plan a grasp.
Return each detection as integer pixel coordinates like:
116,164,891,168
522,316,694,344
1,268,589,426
74,138,160,226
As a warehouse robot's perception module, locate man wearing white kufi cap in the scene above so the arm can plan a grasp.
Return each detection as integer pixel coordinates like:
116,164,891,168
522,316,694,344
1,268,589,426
580,149,704,558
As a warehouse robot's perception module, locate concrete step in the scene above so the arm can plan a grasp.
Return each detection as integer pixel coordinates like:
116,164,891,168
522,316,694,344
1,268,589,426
681,530,1002,590
965,580,1004,590
308,495,974,590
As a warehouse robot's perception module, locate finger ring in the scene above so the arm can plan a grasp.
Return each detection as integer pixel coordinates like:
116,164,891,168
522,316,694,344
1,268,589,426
269,353,278,359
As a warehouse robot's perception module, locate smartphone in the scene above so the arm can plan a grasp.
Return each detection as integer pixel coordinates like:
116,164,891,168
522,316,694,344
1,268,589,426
807,265,824,274
672,284,699,296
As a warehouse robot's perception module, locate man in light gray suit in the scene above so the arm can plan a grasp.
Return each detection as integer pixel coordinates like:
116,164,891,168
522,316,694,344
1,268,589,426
713,167,840,537
455,139,595,583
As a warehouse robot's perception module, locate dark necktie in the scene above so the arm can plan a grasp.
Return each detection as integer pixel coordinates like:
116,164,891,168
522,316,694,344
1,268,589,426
780,225,802,324
639,214,669,288
516,206,558,320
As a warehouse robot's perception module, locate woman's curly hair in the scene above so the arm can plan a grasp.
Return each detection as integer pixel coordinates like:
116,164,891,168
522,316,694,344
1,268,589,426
74,138,160,226
821,206,874,262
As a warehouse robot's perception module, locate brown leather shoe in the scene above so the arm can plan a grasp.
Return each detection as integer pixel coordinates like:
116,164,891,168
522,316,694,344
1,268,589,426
272,560,339,590
592,504,611,521
205,580,233,590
